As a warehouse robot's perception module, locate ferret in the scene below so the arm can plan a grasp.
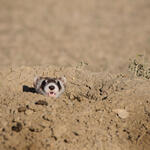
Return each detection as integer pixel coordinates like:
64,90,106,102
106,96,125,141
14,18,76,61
33,76,66,98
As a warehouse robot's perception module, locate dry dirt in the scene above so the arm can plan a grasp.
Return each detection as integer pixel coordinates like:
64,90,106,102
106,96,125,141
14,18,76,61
0,0,150,150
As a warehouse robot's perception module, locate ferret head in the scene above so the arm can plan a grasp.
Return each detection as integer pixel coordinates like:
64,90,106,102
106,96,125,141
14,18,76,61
34,76,66,98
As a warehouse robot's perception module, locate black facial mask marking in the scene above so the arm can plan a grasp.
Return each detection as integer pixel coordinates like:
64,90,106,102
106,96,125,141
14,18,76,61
41,80,47,90
57,80,62,90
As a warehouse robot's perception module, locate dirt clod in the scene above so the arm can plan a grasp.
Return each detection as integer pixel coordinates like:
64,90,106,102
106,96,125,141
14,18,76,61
18,107,26,112
11,122,22,132
35,100,48,106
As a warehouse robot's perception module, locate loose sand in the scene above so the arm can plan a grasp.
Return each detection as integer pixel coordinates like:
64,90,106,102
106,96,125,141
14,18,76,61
0,0,150,150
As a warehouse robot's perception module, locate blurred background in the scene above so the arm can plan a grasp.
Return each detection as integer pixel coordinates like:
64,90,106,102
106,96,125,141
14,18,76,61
0,0,150,72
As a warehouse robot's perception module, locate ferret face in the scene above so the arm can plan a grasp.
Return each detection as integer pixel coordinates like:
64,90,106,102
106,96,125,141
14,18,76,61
34,77,66,98
41,78,62,97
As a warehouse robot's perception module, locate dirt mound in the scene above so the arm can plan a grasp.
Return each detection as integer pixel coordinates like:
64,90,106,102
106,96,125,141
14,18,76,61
0,66,150,150
0,0,150,149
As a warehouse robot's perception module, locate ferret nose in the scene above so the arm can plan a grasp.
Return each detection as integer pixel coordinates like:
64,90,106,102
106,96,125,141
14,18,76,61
49,85,55,90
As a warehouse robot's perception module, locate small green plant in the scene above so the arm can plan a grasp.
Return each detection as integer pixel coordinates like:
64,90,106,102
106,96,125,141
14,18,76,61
128,54,150,79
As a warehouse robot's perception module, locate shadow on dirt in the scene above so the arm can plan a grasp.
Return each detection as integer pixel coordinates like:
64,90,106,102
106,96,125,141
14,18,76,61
23,85,36,93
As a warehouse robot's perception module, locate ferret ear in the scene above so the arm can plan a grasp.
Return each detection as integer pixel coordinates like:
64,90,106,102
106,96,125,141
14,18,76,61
59,76,67,84
33,76,40,87
34,76,39,83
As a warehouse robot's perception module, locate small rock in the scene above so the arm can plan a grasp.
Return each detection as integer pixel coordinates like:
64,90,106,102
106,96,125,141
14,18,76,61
69,94,74,100
113,109,129,119
28,125,45,132
73,131,79,136
64,139,69,143
18,107,26,112
42,115,52,121
35,100,48,106
12,122,22,132
29,127,35,132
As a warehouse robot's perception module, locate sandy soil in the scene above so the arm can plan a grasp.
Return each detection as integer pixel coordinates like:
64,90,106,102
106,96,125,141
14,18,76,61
0,0,150,150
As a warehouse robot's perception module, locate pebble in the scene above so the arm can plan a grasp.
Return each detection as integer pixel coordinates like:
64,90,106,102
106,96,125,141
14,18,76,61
12,122,22,132
18,107,26,112
35,100,48,106
113,109,129,119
